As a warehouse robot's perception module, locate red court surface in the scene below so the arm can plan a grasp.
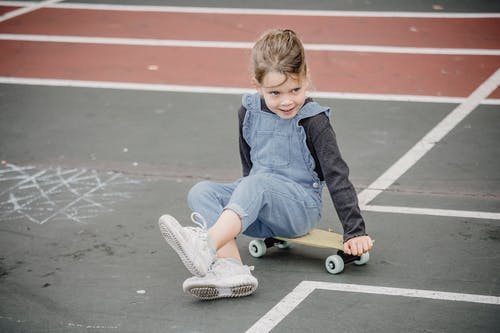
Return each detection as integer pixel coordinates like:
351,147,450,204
1,7,499,49
1,40,499,97
1,3,500,98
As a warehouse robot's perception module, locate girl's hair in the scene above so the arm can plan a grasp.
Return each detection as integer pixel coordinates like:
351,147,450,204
251,29,307,85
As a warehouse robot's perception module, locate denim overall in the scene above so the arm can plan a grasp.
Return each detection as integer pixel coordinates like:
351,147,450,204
188,93,330,238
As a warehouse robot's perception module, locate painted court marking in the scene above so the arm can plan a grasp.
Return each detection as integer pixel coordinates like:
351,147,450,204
0,0,63,23
1,34,498,56
245,280,500,332
358,68,500,220
1,77,500,106
362,205,500,221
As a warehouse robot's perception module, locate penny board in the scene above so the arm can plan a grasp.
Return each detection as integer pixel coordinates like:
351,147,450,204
273,228,344,250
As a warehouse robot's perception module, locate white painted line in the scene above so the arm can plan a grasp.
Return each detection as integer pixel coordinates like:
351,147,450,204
305,43,500,56
1,34,499,56
0,0,63,23
363,205,500,220
1,77,500,105
1,1,499,18
357,68,500,206
313,281,500,304
0,77,255,95
0,33,254,49
245,281,315,333
246,281,500,332
312,91,462,104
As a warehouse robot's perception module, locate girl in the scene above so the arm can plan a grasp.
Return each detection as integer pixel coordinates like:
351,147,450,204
159,29,373,300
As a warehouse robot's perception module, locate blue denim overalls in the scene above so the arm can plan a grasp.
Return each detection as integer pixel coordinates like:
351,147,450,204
188,93,330,238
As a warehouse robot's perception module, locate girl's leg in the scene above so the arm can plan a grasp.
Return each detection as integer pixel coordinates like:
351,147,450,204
188,181,242,260
208,209,242,261
161,174,319,277
187,174,320,252
225,174,321,239
178,182,258,300
187,180,236,227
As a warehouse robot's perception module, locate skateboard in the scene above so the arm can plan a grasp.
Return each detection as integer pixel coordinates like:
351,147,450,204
248,228,369,274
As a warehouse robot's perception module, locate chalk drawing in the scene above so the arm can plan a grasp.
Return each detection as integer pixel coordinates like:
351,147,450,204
0,163,139,224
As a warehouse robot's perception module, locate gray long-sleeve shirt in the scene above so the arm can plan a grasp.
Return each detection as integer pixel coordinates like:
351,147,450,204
238,98,367,241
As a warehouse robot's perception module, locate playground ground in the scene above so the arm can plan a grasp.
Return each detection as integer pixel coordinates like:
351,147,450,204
0,0,499,332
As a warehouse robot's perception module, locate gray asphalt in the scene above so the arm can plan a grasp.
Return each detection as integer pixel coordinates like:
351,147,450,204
1,1,499,333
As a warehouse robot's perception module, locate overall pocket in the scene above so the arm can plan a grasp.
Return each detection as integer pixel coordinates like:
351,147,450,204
255,131,291,168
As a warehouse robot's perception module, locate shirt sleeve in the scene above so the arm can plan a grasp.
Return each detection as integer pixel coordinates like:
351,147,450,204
238,105,252,177
302,113,367,242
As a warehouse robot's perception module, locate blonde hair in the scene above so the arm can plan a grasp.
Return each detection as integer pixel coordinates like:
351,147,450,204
251,29,307,86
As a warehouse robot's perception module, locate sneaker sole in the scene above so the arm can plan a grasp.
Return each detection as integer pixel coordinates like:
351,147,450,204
158,215,207,277
186,284,257,300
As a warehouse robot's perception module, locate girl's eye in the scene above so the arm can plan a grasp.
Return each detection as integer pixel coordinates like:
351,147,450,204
292,87,301,93
269,91,280,96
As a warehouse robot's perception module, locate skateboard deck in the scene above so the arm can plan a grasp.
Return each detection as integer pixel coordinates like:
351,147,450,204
274,228,344,250
248,228,370,274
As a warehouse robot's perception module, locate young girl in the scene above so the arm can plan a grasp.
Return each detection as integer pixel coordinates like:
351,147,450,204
159,29,373,300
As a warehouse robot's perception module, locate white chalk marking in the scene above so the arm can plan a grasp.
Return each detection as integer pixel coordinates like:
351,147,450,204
363,205,500,220
2,167,87,218
66,322,119,330
358,68,500,206
1,77,499,105
246,281,500,333
8,192,20,210
0,164,138,224
0,167,47,197
1,1,499,18
1,34,498,55
0,0,64,23
38,172,121,224
2,164,54,205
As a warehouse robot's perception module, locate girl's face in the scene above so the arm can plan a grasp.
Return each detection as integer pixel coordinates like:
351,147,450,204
257,71,309,119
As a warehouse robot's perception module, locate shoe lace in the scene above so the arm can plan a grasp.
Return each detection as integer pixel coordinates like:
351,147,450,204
190,212,208,231
185,212,210,244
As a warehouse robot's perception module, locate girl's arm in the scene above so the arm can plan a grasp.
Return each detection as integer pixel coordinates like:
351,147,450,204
238,106,252,177
302,113,367,242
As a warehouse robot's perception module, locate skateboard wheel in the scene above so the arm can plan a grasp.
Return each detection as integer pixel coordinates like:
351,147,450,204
249,240,267,258
325,255,344,274
354,252,370,265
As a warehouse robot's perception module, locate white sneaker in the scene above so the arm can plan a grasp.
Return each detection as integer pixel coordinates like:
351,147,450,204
183,258,258,300
158,213,216,277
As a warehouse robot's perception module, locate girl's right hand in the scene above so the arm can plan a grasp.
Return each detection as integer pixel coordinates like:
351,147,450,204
343,235,374,256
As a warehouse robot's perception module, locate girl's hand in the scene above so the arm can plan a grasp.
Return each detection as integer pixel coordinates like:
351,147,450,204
344,235,374,256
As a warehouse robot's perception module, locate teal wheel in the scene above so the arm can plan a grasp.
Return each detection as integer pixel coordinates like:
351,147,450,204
249,240,267,258
325,255,344,274
354,252,370,265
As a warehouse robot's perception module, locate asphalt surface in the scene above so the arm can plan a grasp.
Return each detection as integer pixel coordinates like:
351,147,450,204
0,1,499,332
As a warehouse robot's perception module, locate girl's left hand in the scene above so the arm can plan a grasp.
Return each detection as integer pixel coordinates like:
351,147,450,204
343,235,374,256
